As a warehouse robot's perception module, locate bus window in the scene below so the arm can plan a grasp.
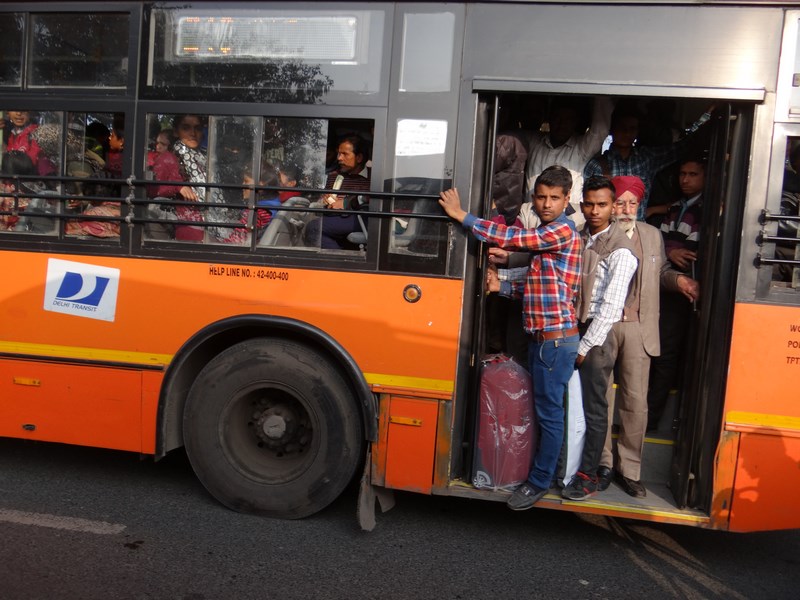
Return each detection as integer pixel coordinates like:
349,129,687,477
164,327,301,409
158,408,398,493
147,7,386,103
0,13,24,87
28,13,129,89
0,111,63,235
64,112,125,240
143,113,374,250
770,137,800,289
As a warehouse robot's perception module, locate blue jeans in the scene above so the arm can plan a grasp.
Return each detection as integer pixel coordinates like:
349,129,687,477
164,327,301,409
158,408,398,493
526,334,579,490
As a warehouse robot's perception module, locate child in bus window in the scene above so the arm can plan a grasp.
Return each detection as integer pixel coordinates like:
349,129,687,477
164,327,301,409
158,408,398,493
278,163,302,203
224,161,281,245
105,116,124,181
1,111,54,176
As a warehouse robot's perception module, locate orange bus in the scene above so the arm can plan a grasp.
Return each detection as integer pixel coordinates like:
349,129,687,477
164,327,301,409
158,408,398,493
1,1,799,533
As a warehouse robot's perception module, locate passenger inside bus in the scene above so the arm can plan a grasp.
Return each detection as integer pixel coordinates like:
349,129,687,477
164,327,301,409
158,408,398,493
567,176,639,501
171,114,208,241
304,134,371,249
277,164,301,203
524,96,613,208
0,110,54,176
223,160,281,245
583,100,713,221
647,156,705,431
0,150,37,231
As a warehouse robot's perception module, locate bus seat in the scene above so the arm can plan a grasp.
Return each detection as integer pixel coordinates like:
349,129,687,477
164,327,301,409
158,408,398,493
18,191,59,235
392,197,442,249
384,177,449,254
347,214,368,250
258,196,311,247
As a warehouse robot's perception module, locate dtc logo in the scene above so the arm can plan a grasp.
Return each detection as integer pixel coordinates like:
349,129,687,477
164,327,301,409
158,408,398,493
55,272,111,307
44,258,120,322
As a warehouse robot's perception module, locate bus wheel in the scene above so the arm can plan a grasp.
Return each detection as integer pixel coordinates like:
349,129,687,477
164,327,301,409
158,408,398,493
183,338,363,519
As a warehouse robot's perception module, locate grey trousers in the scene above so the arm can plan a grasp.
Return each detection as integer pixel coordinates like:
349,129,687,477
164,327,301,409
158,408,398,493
577,331,617,478
600,320,650,481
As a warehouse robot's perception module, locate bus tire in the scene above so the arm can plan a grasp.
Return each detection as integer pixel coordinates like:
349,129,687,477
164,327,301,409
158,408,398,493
183,337,364,519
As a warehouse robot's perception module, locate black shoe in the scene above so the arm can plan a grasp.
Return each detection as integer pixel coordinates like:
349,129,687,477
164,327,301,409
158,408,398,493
507,482,547,511
561,471,598,501
597,466,613,492
615,473,646,498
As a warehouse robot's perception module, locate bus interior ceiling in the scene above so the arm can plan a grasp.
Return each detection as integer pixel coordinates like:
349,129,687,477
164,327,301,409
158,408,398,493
456,91,751,517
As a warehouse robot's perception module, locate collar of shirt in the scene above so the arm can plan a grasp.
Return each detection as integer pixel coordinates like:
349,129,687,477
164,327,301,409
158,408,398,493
544,134,578,151
684,193,701,207
585,222,611,247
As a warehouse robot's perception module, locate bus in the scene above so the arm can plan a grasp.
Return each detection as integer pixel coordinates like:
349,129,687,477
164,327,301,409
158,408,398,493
0,1,798,533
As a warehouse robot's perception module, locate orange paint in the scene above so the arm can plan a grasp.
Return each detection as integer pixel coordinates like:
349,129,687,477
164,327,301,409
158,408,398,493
719,302,800,531
384,397,439,494
728,432,800,532
1,251,462,451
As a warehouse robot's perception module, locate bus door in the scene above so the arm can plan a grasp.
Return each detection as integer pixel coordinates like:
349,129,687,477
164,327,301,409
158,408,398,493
669,102,754,510
457,92,499,479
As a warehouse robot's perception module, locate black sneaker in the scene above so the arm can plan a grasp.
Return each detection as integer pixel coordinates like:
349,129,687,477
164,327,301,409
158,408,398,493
507,482,547,511
561,471,599,501
597,466,613,492
615,473,647,498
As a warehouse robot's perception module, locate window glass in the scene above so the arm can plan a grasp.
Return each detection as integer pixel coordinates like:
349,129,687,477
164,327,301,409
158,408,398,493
789,18,800,119
0,13,24,87
399,13,455,93
28,13,129,88
64,112,125,239
0,111,127,238
0,111,62,235
771,136,800,289
142,113,373,250
148,7,384,102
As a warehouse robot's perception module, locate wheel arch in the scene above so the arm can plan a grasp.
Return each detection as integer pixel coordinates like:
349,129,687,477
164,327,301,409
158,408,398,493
155,314,377,458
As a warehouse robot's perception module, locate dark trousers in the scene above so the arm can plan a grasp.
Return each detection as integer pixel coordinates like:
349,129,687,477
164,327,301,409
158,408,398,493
577,332,617,478
647,291,692,430
305,214,360,249
486,295,528,367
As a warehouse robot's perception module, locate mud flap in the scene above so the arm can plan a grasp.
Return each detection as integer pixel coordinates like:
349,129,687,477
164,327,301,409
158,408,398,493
357,448,396,531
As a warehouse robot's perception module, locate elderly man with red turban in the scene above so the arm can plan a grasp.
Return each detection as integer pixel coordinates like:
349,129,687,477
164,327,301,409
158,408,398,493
593,175,699,497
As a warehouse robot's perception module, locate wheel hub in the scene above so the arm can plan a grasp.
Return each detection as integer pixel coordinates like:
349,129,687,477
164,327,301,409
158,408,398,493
252,401,309,454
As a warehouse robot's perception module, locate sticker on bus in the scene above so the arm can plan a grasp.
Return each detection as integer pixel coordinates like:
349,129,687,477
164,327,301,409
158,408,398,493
43,259,120,322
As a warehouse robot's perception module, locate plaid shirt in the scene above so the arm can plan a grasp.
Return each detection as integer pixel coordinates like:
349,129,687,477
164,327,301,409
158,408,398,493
583,144,684,220
583,111,710,220
464,212,581,333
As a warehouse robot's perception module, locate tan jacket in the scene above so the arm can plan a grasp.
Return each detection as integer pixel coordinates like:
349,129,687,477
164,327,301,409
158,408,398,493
626,222,682,357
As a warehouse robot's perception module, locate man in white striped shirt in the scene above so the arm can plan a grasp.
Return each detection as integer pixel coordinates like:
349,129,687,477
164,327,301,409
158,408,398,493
562,176,638,501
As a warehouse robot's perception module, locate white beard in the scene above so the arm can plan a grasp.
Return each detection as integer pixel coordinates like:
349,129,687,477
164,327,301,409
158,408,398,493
617,217,636,233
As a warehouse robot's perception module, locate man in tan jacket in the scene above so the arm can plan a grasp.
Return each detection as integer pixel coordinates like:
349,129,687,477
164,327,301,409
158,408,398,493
597,176,698,497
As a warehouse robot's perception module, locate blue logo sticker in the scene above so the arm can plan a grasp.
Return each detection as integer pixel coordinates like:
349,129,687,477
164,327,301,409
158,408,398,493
55,272,111,307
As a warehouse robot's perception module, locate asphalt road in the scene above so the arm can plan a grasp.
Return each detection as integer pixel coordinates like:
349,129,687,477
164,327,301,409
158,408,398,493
0,438,797,600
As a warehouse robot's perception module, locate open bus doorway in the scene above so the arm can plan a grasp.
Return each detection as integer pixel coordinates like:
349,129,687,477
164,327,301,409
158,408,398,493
462,91,753,517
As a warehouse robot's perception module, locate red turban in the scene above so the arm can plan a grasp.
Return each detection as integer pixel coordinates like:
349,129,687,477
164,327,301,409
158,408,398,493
611,176,645,201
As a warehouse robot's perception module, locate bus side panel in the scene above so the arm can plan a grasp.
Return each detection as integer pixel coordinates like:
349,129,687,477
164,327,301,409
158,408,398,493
729,432,800,532
723,303,800,531
725,303,800,419
141,370,164,455
383,397,439,494
0,360,142,452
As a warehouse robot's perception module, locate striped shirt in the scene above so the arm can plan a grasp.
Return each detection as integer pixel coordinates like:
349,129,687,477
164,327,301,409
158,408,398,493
578,229,638,356
463,212,581,334
662,194,702,267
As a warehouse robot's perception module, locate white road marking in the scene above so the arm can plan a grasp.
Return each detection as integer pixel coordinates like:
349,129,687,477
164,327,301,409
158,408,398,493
0,508,126,535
